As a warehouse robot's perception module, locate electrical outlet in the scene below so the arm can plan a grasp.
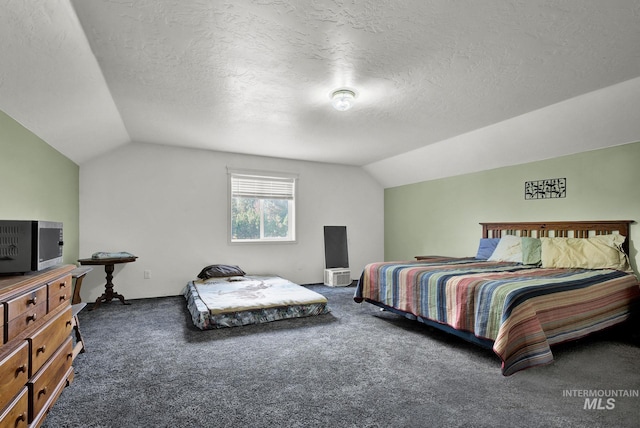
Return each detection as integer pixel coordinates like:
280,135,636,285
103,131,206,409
144,270,151,279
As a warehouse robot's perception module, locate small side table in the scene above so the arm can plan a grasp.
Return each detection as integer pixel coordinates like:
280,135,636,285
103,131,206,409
71,303,87,359
71,266,93,304
77,256,138,310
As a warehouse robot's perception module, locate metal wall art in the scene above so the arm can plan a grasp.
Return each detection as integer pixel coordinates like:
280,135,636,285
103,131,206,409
525,178,566,200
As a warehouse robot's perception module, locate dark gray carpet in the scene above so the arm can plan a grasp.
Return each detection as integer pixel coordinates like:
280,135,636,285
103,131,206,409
43,285,639,427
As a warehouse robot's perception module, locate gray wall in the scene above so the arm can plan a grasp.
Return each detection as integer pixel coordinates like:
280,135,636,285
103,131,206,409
79,142,384,301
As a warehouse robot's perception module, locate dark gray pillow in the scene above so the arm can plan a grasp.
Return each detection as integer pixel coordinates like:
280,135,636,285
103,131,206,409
197,264,246,279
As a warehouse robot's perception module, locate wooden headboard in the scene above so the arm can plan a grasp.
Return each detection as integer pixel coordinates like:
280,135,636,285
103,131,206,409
480,220,634,255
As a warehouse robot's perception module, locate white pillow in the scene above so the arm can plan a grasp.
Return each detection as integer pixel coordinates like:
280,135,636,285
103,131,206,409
488,235,523,263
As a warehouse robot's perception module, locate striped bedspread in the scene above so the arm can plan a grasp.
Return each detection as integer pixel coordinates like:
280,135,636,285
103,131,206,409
354,258,640,375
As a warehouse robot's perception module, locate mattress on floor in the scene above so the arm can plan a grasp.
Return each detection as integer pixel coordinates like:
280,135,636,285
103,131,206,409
184,276,330,329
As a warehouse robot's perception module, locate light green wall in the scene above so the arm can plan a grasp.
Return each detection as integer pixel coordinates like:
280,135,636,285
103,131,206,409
385,141,640,272
0,110,79,265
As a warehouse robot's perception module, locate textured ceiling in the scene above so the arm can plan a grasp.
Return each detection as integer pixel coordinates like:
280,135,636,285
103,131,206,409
1,0,639,168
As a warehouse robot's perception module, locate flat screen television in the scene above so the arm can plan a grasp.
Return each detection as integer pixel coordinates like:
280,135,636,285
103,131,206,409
0,220,64,274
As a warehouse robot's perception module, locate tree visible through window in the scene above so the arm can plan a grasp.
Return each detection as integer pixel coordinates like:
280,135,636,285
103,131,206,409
229,171,296,242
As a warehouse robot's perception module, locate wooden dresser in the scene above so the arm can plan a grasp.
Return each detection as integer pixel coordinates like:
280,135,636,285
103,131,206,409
0,265,75,428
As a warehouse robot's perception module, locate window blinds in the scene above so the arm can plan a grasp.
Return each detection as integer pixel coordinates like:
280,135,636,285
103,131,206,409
230,174,296,200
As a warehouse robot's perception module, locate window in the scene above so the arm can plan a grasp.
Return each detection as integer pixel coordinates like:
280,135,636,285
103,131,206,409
228,169,297,243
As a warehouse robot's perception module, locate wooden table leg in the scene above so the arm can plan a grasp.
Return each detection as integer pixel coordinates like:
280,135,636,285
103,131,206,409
90,263,130,310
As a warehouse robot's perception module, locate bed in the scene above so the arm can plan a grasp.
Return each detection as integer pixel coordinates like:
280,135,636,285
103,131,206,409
184,268,330,329
354,220,640,375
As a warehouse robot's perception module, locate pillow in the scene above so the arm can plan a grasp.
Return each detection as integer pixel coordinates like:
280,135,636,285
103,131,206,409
540,234,629,271
197,264,246,279
521,237,542,265
488,235,523,263
475,238,501,260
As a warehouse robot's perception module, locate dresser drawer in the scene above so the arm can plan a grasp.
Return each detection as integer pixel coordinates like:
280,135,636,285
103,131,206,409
48,291,71,313
5,285,46,321
0,340,29,410
0,387,28,428
47,275,72,312
29,337,73,422
6,303,47,342
28,306,73,376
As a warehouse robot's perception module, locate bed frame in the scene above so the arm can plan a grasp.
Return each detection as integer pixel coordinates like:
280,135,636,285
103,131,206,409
480,220,633,255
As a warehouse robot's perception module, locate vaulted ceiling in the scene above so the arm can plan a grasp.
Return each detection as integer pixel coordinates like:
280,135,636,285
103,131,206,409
1,1,639,171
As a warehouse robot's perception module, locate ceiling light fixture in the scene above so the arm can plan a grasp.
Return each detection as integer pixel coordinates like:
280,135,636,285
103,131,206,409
331,89,356,111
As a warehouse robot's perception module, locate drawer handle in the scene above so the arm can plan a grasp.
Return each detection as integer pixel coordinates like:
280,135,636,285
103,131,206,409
66,320,72,327
28,296,37,305
15,364,26,375
37,345,46,355
59,282,67,288
27,313,37,322
60,294,67,301
16,413,26,423
38,387,48,398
